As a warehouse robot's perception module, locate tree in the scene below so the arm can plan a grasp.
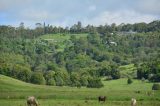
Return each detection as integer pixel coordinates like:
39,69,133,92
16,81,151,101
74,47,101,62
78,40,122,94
111,65,120,79
150,73,160,82
152,83,160,90
30,72,46,85
80,75,88,86
47,78,56,86
54,72,64,86
77,21,82,33
137,63,150,79
112,55,121,64
70,72,81,87
87,29,101,46
17,66,32,82
44,71,55,85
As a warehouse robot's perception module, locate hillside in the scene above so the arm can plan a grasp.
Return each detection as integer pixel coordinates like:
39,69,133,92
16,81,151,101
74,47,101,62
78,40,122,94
1,30,160,88
1,0,160,105
0,74,159,99
0,74,160,106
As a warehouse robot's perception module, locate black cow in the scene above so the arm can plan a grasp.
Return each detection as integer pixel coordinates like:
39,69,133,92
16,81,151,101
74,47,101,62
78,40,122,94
98,96,106,102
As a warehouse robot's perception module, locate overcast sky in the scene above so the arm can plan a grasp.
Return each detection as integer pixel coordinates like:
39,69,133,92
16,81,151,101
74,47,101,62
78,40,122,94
0,0,160,27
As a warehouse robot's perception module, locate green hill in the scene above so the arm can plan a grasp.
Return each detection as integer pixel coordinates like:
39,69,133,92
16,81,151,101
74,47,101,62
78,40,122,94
0,74,160,106
0,74,159,99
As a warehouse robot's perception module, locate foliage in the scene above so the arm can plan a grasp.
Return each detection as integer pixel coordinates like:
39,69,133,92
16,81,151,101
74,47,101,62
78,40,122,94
111,66,121,79
152,83,160,90
127,78,133,84
47,78,56,86
0,20,160,87
136,59,160,82
87,77,104,88
30,72,46,85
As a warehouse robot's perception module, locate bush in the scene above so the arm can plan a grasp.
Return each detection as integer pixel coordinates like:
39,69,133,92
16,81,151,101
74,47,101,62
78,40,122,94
111,69,120,79
87,78,103,88
55,75,64,86
30,72,46,85
47,78,56,86
80,76,88,86
127,78,133,84
105,76,113,81
149,73,160,82
152,83,160,90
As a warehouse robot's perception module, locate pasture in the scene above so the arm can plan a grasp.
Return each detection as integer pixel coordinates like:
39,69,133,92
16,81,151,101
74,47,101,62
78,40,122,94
38,33,88,51
39,33,88,40
119,64,137,78
0,75,160,106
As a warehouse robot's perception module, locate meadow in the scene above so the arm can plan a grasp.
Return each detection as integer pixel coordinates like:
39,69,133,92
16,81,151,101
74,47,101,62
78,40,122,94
38,33,88,51
0,75,160,106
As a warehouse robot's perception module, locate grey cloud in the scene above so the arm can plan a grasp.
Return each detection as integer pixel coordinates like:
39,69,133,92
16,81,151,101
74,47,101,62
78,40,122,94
0,0,160,27
134,0,160,14
0,0,31,11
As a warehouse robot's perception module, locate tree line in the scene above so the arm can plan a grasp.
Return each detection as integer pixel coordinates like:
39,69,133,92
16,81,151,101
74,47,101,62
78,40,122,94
1,20,160,38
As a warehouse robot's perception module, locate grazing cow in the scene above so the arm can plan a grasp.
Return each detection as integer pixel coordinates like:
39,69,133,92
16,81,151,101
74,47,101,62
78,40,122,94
146,91,154,96
135,90,141,94
131,98,136,106
98,96,106,102
27,96,39,106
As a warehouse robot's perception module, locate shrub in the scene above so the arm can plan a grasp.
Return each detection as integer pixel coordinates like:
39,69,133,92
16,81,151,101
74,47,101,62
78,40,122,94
150,73,160,82
87,78,103,88
30,72,46,85
105,76,113,81
111,70,120,79
55,75,64,86
47,78,56,86
152,83,160,90
127,78,133,84
80,76,88,86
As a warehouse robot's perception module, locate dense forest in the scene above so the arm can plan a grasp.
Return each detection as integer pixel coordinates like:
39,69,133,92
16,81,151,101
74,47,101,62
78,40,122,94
0,20,160,88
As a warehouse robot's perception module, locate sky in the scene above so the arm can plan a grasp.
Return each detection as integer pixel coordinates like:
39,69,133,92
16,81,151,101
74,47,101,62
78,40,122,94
0,0,160,28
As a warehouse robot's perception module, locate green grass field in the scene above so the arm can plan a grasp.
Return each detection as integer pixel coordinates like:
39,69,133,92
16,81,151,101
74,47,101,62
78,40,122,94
0,75,160,106
39,33,88,40
119,64,137,78
38,33,88,51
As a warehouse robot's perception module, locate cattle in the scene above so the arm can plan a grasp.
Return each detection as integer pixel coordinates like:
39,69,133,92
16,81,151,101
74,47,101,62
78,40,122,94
131,98,136,106
98,96,106,102
146,91,154,96
27,96,39,106
135,90,141,94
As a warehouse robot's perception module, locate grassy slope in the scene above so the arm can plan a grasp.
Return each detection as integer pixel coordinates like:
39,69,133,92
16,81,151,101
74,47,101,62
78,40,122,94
39,33,88,40
38,33,88,51
0,74,160,100
0,75,160,106
119,64,137,78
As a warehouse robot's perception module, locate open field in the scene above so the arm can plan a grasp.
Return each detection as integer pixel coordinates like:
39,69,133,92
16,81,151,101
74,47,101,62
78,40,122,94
39,33,88,40
37,33,88,51
119,64,137,78
0,75,160,106
0,99,160,106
